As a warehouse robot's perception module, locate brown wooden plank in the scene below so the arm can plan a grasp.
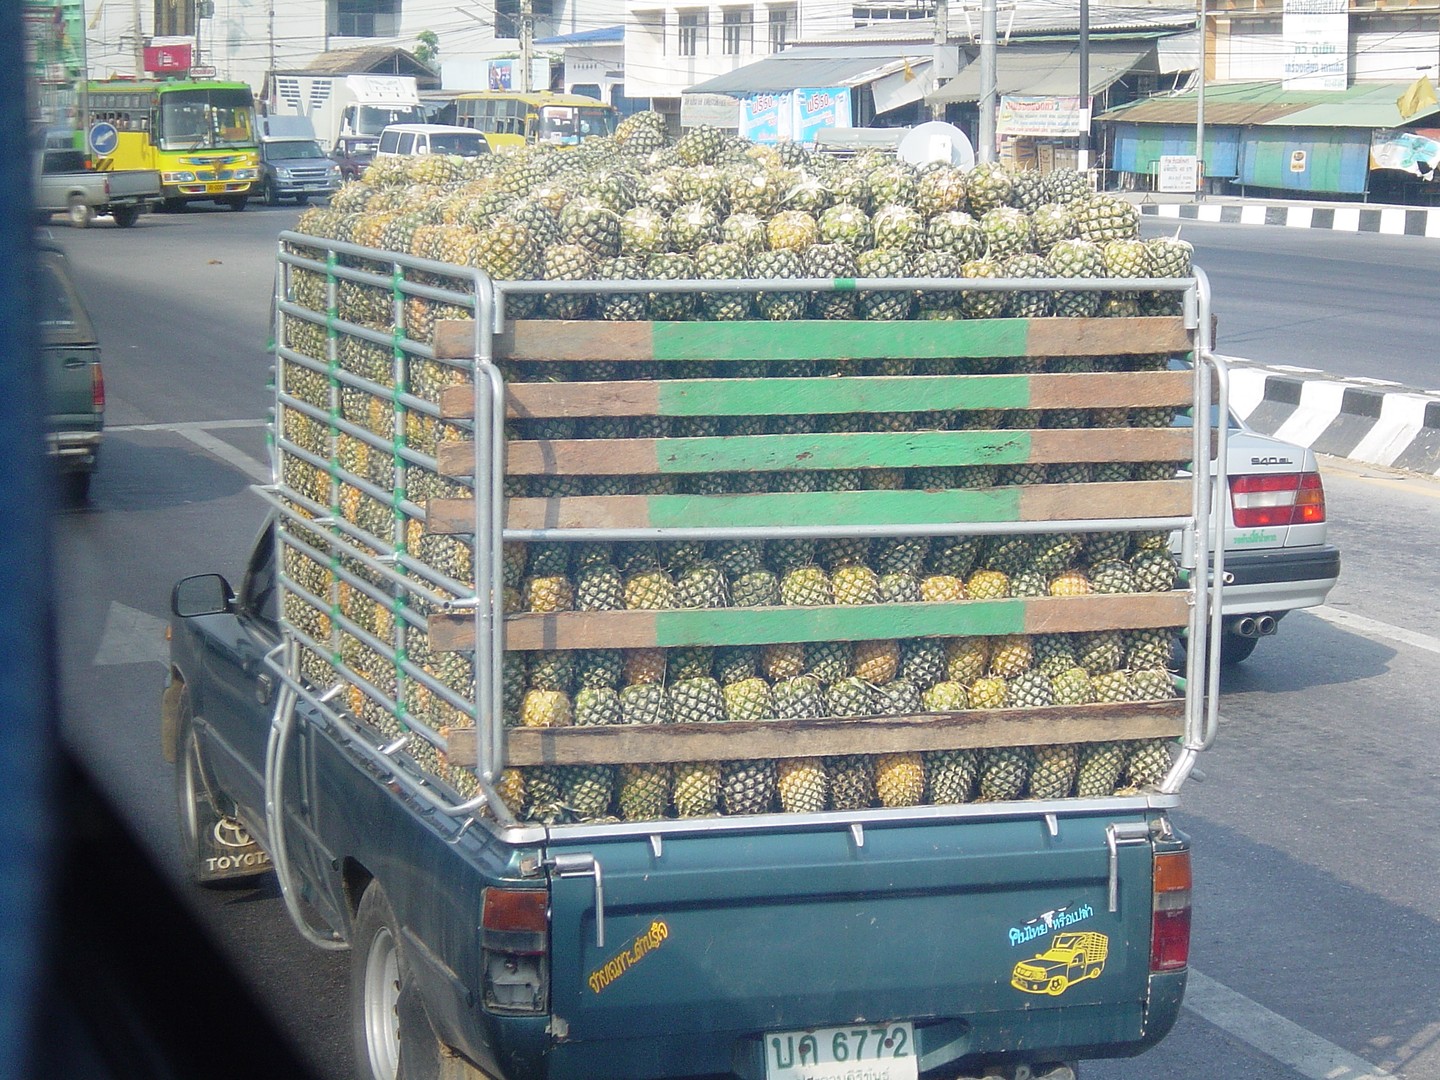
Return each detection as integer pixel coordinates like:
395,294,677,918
427,592,1189,653
424,480,1192,535
434,429,1192,480
439,370,1203,422
434,319,482,360
441,700,1185,767
1027,317,1192,355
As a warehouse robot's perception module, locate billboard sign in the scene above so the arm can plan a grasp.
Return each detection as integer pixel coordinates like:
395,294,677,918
996,95,1089,137
1282,0,1348,91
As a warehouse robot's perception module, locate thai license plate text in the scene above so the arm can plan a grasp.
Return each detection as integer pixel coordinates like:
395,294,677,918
764,1022,917,1080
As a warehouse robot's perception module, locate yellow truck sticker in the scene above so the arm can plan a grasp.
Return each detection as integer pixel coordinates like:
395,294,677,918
1011,931,1109,996
587,920,669,994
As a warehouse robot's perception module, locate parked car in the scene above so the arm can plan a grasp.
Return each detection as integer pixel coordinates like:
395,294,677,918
33,147,160,229
329,134,377,182
37,239,104,501
374,123,491,160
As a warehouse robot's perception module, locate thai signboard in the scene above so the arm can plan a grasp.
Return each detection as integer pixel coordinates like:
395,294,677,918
1282,0,1348,92
793,88,852,143
996,95,1089,137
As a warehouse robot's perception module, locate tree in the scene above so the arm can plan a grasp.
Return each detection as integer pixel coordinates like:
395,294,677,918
414,30,439,67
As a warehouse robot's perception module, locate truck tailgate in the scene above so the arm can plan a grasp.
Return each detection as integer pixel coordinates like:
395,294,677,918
545,811,1164,1077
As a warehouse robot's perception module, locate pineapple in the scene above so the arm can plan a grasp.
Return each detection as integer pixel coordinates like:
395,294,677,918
925,749,978,804
720,759,777,815
805,641,855,684
561,765,615,821
761,643,808,681
1125,739,1173,789
1075,742,1127,797
669,677,727,724
825,755,876,810
776,757,829,814
874,753,926,807
618,763,671,822
978,746,1032,801
673,762,722,817
854,640,901,684
781,566,834,607
519,689,572,728
722,676,774,722
1029,745,1079,799
573,687,623,726
620,683,670,725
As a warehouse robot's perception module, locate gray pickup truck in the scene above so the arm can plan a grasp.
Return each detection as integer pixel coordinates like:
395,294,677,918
38,240,103,501
34,148,161,228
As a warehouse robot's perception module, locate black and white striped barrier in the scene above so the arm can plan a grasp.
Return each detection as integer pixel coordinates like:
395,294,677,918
1141,201,1440,239
1226,355,1440,474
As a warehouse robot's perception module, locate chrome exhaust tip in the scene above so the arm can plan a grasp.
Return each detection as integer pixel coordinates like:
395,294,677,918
1256,615,1278,636
1234,616,1258,638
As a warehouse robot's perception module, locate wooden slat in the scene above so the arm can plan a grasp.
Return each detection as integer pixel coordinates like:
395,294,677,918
428,592,1188,653
425,480,1191,534
434,316,1190,364
441,700,1185,767
438,370,1200,422
436,428,1194,478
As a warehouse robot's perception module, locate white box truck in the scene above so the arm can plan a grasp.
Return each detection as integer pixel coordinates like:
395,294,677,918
262,73,426,152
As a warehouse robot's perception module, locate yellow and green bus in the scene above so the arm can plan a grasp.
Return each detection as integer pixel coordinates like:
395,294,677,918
451,91,617,149
84,79,260,210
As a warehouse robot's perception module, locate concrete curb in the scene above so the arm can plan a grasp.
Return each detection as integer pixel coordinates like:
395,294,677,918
1224,355,1440,475
1139,200,1440,238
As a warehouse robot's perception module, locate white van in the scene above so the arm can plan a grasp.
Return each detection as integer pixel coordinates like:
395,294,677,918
374,123,491,160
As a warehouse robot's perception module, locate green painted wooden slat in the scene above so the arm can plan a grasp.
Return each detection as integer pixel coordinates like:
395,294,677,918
653,375,1033,416
649,601,1029,647
648,319,1033,362
655,430,1032,473
643,489,1023,528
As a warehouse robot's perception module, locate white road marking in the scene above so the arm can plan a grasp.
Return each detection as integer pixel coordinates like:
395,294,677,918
108,418,272,484
93,601,171,667
1185,971,1398,1079
1311,606,1440,656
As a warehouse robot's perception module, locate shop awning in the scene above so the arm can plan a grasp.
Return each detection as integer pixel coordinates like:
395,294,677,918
1098,80,1440,128
686,45,934,97
926,40,1155,105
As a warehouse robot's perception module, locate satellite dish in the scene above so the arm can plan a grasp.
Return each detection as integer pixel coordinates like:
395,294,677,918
897,121,975,169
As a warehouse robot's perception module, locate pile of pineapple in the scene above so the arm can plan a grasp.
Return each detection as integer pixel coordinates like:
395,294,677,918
274,114,1198,827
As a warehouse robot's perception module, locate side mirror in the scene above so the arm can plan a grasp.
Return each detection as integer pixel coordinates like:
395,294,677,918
172,573,234,618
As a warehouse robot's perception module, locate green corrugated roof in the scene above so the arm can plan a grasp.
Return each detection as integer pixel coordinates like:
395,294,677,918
1098,79,1440,128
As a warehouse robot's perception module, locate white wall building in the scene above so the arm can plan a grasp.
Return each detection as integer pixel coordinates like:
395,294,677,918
82,0,621,94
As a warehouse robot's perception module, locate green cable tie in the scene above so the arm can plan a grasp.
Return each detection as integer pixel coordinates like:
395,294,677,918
834,277,858,292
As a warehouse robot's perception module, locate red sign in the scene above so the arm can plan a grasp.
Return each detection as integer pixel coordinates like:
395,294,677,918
144,44,192,73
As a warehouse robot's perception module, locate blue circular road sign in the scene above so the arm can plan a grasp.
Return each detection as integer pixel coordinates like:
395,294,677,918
88,122,119,158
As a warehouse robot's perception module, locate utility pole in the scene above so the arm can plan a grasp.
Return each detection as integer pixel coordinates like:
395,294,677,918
932,0,947,121
133,0,145,76
519,0,534,93
978,0,997,161
194,0,201,72
1077,0,1090,172
1195,0,1206,199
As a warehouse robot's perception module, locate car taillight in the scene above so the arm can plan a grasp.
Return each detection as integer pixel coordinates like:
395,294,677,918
481,887,549,1013
92,365,105,411
1151,850,1191,972
1229,471,1325,528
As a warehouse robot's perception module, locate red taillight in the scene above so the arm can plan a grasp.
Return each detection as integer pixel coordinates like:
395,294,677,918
1229,471,1325,528
483,887,548,935
1151,850,1192,972
92,365,106,411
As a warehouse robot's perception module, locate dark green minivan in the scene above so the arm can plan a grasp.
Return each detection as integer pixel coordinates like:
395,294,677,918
38,240,103,501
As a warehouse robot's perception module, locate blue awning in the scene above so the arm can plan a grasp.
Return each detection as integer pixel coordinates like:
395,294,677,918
535,25,623,46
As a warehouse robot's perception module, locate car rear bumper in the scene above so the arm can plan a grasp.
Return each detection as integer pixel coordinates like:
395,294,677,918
49,430,101,469
1216,545,1340,615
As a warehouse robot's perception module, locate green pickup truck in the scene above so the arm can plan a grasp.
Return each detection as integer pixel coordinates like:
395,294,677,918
38,240,103,500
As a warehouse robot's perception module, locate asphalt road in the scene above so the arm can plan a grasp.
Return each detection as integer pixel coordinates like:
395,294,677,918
47,203,1440,1080
1140,216,1440,391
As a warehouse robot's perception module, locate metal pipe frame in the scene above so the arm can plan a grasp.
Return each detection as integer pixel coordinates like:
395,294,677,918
272,233,1222,826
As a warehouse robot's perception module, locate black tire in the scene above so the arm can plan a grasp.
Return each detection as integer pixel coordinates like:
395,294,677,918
351,882,491,1080
161,196,186,213
68,194,93,228
263,178,280,206
175,687,271,887
61,470,92,505
111,204,140,227
295,193,310,204
227,195,249,211
1219,633,1259,666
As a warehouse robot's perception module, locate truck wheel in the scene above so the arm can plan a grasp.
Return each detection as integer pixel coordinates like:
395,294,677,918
111,204,140,228
263,179,280,206
175,687,271,888
68,195,93,228
352,882,493,1080
62,470,92,504
226,195,249,211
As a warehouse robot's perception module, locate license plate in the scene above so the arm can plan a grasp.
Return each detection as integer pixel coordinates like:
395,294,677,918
206,182,225,193
764,1022,917,1080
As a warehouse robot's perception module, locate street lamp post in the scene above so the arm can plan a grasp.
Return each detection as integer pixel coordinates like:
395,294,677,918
1195,0,1206,199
